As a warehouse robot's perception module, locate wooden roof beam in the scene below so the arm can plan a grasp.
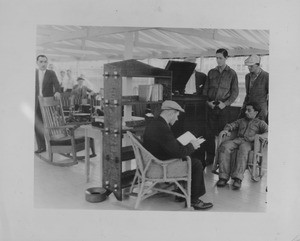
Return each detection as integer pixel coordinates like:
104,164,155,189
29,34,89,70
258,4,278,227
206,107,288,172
198,48,269,57
161,28,269,50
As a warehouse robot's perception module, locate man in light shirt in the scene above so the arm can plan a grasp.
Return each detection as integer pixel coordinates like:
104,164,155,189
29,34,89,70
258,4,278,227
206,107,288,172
58,70,66,92
35,55,61,153
62,69,75,92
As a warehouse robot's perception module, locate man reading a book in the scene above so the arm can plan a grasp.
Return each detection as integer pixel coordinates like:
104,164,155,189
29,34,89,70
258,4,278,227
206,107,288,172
216,102,268,189
143,100,213,210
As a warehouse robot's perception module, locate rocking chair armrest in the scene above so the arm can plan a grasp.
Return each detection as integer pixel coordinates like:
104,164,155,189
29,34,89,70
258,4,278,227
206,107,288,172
46,124,79,131
67,121,92,126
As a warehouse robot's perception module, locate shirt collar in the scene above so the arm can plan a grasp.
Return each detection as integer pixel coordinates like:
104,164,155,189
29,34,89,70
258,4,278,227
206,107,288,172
250,68,262,78
216,65,229,72
158,116,170,128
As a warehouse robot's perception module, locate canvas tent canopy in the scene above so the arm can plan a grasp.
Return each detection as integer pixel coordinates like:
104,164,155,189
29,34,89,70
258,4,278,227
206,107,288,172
37,25,269,62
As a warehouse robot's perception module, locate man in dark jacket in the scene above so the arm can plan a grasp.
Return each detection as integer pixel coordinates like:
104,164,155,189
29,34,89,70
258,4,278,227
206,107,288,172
143,100,213,210
35,55,61,153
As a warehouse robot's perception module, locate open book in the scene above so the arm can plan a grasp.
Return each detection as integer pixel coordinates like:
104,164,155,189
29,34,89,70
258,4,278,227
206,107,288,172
177,131,205,146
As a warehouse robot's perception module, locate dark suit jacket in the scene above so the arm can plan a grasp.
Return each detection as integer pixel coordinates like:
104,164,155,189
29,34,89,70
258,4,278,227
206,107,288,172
35,69,60,109
143,116,195,160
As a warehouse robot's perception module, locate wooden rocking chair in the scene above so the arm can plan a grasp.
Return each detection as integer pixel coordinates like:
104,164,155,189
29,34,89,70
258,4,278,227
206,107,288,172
38,96,86,166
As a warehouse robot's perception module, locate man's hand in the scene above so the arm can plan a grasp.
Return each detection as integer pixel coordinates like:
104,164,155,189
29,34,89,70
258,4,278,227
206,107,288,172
54,92,61,100
207,101,215,109
223,130,231,137
88,91,95,97
190,138,205,150
218,101,226,109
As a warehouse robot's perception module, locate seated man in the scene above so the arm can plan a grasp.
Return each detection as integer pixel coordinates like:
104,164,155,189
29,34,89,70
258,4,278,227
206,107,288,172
216,102,268,189
70,77,94,109
143,100,213,210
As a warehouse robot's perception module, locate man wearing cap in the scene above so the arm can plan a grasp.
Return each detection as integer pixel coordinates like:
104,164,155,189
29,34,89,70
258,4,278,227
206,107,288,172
143,100,213,210
242,54,269,121
70,77,95,107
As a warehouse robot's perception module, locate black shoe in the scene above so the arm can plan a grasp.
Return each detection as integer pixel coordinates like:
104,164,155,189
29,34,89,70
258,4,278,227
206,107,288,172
191,199,213,210
232,178,242,189
35,147,46,154
89,153,97,158
216,178,227,187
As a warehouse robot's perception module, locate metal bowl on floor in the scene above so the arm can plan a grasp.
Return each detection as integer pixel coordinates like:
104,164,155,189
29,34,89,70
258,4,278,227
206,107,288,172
85,187,107,203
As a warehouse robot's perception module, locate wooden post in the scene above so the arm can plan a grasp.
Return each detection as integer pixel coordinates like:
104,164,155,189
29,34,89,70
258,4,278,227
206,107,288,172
123,32,134,172
199,56,204,72
123,32,134,121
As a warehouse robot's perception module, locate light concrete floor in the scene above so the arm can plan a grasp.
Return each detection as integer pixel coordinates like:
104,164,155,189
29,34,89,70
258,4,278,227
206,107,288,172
34,142,267,212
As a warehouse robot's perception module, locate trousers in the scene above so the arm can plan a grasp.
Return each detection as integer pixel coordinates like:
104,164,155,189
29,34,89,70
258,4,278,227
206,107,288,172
204,106,229,161
35,101,46,149
218,138,253,181
190,157,206,201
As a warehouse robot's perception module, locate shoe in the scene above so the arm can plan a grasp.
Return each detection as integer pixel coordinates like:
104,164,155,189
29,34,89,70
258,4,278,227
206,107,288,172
89,153,97,158
232,178,242,189
191,199,213,210
35,147,46,154
216,178,227,187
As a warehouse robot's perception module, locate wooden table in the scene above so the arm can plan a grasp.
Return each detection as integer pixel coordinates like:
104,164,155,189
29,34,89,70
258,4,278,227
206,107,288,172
79,125,103,183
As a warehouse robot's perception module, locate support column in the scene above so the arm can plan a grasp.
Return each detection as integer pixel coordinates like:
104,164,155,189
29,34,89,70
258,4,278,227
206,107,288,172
123,32,134,172
123,32,134,121
199,56,204,72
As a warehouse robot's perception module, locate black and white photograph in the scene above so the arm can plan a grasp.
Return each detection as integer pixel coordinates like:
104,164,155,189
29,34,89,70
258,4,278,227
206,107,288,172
1,1,300,241
34,25,269,213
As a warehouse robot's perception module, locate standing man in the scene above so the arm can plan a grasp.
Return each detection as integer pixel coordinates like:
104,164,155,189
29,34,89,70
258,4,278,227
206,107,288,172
62,69,75,92
242,54,269,122
143,100,213,210
58,70,66,92
202,49,239,166
35,55,61,153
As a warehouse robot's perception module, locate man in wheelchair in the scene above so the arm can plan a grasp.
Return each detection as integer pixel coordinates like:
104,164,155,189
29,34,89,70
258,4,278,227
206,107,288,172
216,102,268,189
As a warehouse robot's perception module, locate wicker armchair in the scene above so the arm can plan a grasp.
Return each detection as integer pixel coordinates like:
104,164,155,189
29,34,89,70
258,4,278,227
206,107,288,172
126,131,192,209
